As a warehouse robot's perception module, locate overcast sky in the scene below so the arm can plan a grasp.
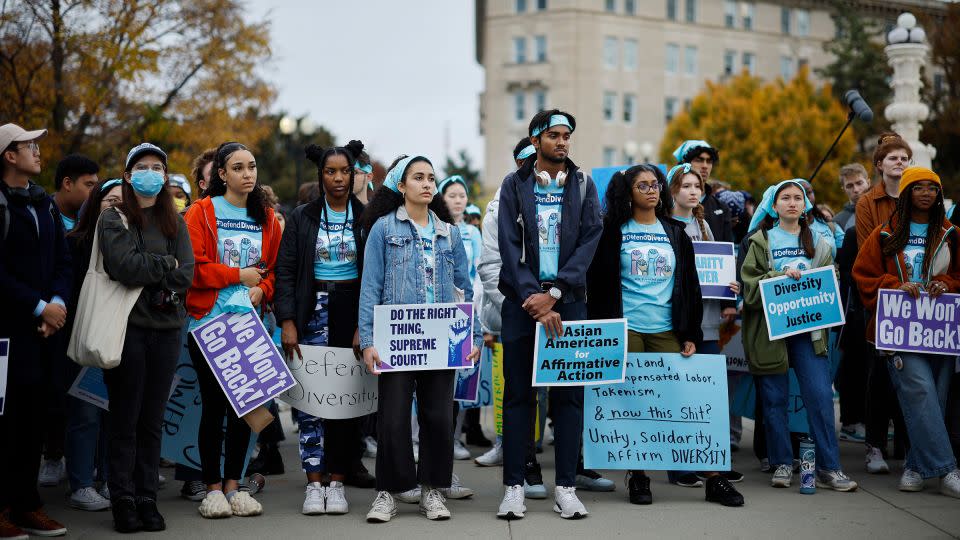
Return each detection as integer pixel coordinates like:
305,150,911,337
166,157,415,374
249,0,485,174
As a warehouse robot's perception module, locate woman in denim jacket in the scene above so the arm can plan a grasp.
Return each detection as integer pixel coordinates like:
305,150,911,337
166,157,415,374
358,155,481,523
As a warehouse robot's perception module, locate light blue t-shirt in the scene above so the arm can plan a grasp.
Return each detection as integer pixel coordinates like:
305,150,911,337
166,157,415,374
904,221,928,284
768,226,812,272
61,214,76,232
416,216,436,303
620,220,675,334
457,222,482,282
314,202,358,281
189,196,263,329
810,218,843,257
534,182,564,281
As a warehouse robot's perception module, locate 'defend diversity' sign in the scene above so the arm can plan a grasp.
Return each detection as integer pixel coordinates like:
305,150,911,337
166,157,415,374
532,319,627,387
875,289,960,355
693,241,737,300
373,303,474,373
759,267,845,340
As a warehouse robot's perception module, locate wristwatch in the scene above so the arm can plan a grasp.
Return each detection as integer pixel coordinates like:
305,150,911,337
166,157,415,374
548,287,562,300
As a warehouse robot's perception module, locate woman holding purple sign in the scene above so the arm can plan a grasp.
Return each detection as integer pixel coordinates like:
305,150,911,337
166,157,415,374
357,154,481,523
852,166,960,498
184,142,282,519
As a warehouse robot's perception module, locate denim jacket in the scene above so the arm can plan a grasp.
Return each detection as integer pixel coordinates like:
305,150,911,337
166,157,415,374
359,206,482,351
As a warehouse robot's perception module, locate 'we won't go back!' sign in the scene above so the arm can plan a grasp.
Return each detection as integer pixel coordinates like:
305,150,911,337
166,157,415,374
875,289,960,355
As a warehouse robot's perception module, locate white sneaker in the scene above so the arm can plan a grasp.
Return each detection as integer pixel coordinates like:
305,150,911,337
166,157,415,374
899,469,924,492
363,436,378,458
395,486,421,504
553,486,588,519
302,482,325,515
865,445,890,474
441,473,474,499
229,491,262,516
325,481,349,514
941,469,960,498
198,490,232,519
497,484,526,519
158,473,167,487
366,491,398,523
453,439,471,460
475,440,503,467
68,487,111,511
38,459,64,487
98,484,110,501
419,488,450,520
771,464,792,488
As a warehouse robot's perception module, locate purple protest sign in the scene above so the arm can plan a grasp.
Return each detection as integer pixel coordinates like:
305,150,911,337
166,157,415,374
190,311,297,417
875,288,960,355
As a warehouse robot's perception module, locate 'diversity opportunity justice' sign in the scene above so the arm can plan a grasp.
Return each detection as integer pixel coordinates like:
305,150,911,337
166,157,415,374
373,303,474,372
758,267,844,340
875,289,960,355
532,319,627,386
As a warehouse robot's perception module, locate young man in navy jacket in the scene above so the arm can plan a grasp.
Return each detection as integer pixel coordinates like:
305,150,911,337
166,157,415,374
495,110,602,520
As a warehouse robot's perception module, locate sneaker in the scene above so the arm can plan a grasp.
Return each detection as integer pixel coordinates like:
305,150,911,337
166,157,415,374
302,482,325,515
98,484,110,501
839,424,866,443
136,497,165,532
366,491,397,523
180,480,207,502
344,462,376,488
475,440,503,466
627,472,652,505
465,426,493,447
865,445,890,474
759,458,771,473
0,510,28,540
157,474,166,487
705,475,744,507
670,472,703,488
325,481,349,514
453,439,471,460
771,465,792,488
363,436,378,458
524,461,547,499
110,497,141,534
229,491,262,517
523,480,547,499
395,486,421,504
816,470,858,492
575,469,615,491
246,473,265,494
899,469,924,492
10,509,67,537
940,469,960,498
497,485,526,519
198,490,232,519
441,474,474,499
37,459,64,487
419,488,450,520
722,470,744,483
553,486,587,519
247,445,285,476
68,487,111,511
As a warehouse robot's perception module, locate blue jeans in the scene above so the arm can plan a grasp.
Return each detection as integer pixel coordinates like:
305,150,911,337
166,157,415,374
758,335,840,471
65,394,108,492
887,352,956,478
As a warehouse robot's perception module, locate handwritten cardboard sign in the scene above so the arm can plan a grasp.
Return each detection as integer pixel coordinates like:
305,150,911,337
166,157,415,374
279,345,378,419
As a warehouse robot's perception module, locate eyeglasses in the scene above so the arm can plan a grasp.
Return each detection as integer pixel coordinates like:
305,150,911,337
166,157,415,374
911,184,940,194
634,182,660,193
18,142,39,155
133,163,165,173
102,196,122,206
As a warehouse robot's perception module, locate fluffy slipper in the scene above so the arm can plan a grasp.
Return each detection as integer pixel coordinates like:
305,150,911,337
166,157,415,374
198,491,232,519
230,491,263,517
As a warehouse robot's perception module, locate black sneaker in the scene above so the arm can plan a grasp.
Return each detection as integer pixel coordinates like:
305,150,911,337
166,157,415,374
180,480,207,501
524,460,544,486
465,425,493,448
247,444,284,476
111,497,142,533
627,473,653,505
705,475,744,507
345,461,376,488
697,470,744,483
671,472,703,487
136,498,165,532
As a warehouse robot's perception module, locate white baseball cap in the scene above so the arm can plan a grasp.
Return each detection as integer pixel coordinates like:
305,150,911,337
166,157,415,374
0,123,48,152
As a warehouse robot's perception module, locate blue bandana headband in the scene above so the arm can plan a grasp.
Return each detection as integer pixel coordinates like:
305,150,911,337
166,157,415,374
355,162,373,174
100,178,123,192
531,114,573,137
666,163,694,184
465,204,481,216
515,144,536,160
383,155,436,195
438,175,467,194
747,179,814,232
672,139,712,164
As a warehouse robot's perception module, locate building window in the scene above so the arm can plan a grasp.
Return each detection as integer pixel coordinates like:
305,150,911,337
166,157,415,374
623,93,636,123
514,91,525,122
625,0,636,15
623,39,638,70
684,45,698,75
797,9,810,37
742,51,756,75
742,2,754,30
603,36,619,68
798,57,809,71
934,72,945,93
724,0,735,28
685,0,696,22
665,97,678,123
780,56,795,79
781,7,791,35
513,37,526,64
683,98,692,111
723,50,736,75
605,0,615,12
534,89,547,112
666,0,677,20
603,91,616,121
516,0,527,13
665,43,679,73
603,147,617,167
537,0,547,10
534,35,547,62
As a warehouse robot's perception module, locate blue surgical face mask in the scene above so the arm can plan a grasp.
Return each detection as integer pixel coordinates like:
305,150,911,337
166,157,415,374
130,170,165,197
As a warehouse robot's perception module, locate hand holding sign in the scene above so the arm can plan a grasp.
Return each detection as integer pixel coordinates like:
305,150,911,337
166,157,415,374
363,347,382,375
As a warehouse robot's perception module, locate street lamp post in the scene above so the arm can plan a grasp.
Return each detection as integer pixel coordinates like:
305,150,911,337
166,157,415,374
639,142,654,164
279,115,318,192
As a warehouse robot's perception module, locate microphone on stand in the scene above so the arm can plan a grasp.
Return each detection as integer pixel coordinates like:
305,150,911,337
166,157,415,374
808,90,874,183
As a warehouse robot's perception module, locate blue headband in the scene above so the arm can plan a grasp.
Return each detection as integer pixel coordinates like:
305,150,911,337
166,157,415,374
672,139,712,164
355,162,373,174
666,163,694,184
747,179,814,232
531,114,573,137
383,155,435,195
100,178,123,192
515,145,536,160
438,175,467,194
465,204,481,216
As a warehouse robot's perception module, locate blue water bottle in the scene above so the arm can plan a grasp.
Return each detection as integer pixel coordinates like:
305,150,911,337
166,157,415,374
799,438,816,494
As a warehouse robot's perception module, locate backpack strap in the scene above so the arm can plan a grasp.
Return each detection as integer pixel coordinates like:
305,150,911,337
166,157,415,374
0,190,8,243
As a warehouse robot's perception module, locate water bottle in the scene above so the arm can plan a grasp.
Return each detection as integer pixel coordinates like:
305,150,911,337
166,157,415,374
799,438,816,494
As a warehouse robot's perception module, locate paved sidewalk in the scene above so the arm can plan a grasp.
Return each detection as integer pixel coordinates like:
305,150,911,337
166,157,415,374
40,417,960,539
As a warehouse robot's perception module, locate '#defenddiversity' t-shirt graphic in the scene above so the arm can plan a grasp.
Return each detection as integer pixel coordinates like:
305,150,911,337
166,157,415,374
768,226,811,272
903,221,928,283
620,220,675,334
314,202,358,280
535,182,564,281
213,196,262,268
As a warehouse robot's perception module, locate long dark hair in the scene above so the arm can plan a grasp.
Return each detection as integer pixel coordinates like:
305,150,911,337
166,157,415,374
304,140,365,231
359,155,453,235
205,142,269,226
71,178,123,243
116,162,179,239
761,183,816,259
603,164,672,227
881,187,946,279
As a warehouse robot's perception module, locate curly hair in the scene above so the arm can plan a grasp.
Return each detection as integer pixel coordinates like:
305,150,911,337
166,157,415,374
603,164,672,228
204,141,269,226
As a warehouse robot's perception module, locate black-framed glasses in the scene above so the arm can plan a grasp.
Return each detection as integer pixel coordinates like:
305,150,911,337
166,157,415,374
634,182,659,193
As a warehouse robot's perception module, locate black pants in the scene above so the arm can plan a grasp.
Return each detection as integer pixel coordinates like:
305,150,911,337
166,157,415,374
188,334,251,485
375,369,455,492
104,324,180,500
836,330,867,426
42,333,70,461
866,351,908,456
501,298,585,487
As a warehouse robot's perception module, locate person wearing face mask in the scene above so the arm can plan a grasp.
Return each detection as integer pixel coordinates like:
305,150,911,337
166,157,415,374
97,143,195,533
167,174,192,214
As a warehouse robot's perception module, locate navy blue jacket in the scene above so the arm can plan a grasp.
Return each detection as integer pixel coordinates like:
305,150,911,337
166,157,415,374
497,158,602,303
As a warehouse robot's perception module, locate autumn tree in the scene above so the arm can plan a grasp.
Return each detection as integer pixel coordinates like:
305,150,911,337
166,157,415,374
442,149,482,199
659,68,858,209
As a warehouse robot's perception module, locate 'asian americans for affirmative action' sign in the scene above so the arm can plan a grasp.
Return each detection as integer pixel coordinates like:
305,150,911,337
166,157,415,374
583,353,730,471
373,303,474,373
875,289,960,355
693,241,737,300
758,266,845,340
279,345,378,419
532,319,627,387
